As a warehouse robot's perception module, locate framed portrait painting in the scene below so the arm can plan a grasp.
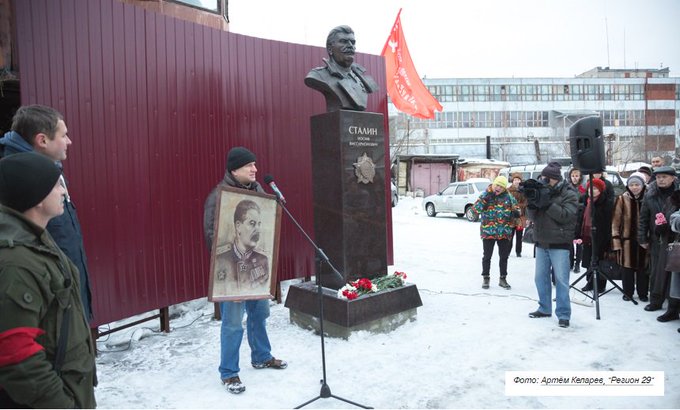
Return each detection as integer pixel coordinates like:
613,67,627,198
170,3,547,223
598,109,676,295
208,186,282,302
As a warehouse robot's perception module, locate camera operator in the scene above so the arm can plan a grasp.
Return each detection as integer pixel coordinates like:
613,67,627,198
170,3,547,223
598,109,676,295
524,162,579,328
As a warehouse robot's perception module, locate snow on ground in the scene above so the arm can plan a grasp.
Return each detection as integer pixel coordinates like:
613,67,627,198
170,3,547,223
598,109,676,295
94,196,679,409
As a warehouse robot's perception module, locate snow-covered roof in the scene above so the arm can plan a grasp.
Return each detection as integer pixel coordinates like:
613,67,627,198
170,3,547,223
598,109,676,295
458,157,511,166
613,162,651,172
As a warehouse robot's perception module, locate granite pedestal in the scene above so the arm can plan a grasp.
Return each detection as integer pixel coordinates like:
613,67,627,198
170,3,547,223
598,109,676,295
310,110,387,289
285,282,423,339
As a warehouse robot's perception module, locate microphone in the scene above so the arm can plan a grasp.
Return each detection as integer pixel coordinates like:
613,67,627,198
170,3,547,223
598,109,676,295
264,175,286,204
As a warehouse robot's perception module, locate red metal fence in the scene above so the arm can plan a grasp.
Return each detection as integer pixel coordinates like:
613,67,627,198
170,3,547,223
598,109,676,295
13,0,392,326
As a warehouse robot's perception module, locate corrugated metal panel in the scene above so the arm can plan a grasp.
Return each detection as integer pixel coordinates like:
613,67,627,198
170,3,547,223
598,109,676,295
13,0,392,326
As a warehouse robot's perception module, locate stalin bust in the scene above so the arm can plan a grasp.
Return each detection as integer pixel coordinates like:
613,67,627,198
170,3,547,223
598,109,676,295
304,25,379,112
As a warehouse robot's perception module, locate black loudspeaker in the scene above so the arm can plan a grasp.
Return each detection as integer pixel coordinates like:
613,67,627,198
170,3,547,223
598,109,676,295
569,116,606,174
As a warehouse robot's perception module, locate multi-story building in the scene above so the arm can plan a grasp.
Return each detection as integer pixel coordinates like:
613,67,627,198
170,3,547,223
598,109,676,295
389,67,680,166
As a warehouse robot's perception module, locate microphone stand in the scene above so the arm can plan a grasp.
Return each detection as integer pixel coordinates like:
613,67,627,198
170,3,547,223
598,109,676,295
273,195,371,409
570,174,637,319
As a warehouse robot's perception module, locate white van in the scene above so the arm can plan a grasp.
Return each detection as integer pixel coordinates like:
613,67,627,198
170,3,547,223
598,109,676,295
498,164,625,195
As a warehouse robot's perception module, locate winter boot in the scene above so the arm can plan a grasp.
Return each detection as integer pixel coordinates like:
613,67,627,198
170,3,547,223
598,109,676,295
656,309,680,323
482,276,490,289
499,276,511,290
222,376,246,394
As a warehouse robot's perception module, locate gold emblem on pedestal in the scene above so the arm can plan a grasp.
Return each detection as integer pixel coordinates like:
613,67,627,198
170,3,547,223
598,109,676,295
353,152,375,184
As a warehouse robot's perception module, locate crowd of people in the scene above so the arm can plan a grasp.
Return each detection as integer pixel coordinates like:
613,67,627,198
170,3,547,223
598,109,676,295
2,104,679,407
472,159,680,331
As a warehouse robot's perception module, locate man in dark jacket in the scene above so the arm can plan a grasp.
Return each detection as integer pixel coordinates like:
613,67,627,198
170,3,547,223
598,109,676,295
0,153,96,408
638,166,680,320
203,147,287,395
0,105,94,322
526,162,579,328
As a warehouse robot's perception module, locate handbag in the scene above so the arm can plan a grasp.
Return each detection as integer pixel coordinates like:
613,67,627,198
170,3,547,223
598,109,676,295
522,224,535,244
598,251,621,281
665,239,680,272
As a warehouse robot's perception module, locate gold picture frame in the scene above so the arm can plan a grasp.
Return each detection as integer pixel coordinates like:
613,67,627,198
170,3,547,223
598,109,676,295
208,186,282,301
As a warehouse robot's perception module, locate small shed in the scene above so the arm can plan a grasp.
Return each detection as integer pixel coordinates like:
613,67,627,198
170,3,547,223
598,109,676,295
395,154,459,197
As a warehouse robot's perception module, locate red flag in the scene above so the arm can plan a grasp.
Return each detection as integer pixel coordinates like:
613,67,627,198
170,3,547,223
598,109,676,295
381,10,442,119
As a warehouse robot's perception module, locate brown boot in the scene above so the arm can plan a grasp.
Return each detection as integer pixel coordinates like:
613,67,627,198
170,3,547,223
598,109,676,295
499,276,511,289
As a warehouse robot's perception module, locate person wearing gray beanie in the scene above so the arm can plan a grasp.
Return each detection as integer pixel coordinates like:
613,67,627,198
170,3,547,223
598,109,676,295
626,173,646,188
612,169,648,303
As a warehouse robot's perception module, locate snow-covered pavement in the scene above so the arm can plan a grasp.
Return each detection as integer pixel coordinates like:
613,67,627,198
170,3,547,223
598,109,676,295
94,196,679,408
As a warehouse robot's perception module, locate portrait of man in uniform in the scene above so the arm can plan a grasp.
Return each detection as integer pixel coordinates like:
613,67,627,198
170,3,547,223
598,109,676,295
209,189,281,301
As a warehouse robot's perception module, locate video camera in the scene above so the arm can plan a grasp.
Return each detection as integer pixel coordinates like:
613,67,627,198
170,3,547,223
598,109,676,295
519,178,552,210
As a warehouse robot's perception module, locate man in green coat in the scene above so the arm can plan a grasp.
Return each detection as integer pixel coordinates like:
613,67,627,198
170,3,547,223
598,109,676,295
0,152,96,408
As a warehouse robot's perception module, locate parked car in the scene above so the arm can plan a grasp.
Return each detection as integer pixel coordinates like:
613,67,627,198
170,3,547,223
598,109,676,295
391,181,398,207
422,178,491,221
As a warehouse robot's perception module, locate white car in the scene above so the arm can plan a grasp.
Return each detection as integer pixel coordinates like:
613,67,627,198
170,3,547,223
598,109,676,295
422,178,491,221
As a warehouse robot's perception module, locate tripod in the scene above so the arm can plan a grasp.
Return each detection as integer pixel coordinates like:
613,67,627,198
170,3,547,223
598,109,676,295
570,174,637,319
274,198,371,409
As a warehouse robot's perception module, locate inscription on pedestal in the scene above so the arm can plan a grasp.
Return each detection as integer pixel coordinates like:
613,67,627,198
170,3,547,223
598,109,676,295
310,110,387,288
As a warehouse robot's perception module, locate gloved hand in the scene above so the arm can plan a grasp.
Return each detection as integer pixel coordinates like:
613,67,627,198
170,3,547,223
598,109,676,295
655,223,670,236
573,238,583,244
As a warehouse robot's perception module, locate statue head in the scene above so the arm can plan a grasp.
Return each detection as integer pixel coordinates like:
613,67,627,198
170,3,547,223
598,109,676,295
326,25,355,69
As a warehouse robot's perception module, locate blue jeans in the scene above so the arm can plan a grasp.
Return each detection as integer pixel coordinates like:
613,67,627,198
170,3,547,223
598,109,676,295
219,300,272,379
534,247,571,320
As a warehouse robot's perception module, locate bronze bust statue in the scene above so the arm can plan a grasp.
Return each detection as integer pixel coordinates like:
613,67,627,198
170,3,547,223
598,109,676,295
304,25,379,112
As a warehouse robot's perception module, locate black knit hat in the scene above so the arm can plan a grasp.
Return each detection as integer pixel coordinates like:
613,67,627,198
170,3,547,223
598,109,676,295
0,152,62,212
227,147,257,173
541,161,563,181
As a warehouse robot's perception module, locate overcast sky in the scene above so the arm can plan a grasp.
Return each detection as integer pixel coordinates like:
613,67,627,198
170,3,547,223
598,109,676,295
226,0,680,79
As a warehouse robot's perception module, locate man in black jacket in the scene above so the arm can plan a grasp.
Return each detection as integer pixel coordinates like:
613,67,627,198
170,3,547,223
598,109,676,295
638,166,679,321
203,147,287,395
526,162,579,328
0,105,94,322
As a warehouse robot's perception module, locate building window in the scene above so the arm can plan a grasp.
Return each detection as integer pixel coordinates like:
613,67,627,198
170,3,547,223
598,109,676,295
170,0,221,13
